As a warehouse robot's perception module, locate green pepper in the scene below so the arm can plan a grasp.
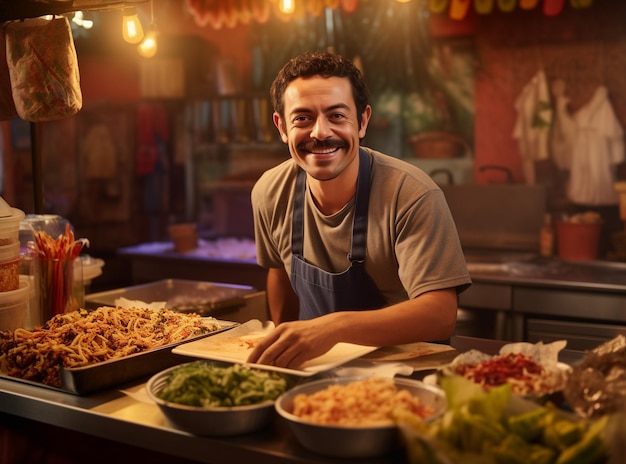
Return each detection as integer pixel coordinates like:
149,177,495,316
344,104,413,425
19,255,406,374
460,414,508,453
508,407,551,442
492,435,557,464
492,434,532,464
543,417,587,451
556,416,608,464
529,444,558,464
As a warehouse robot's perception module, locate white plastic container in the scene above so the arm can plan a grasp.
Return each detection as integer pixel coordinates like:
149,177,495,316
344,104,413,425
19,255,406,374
0,207,25,246
0,275,30,331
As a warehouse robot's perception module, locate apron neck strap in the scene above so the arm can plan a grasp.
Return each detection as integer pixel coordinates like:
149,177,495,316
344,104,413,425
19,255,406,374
292,148,372,263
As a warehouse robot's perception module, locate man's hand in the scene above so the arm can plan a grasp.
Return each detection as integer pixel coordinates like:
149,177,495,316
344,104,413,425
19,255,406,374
246,318,335,369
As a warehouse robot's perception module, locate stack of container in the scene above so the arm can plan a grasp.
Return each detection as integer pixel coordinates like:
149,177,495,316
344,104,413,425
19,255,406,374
0,196,26,330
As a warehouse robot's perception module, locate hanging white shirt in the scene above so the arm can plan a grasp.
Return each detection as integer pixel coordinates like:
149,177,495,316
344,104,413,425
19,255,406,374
568,86,624,205
513,69,553,184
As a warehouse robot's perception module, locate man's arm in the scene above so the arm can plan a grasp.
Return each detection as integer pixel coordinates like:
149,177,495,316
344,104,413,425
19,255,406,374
247,288,458,368
266,267,300,324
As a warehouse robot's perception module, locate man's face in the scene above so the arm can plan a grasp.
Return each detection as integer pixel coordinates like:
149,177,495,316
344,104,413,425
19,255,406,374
273,76,371,182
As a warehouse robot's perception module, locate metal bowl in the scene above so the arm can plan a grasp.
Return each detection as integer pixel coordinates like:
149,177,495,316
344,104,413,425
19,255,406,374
274,376,446,458
146,362,292,436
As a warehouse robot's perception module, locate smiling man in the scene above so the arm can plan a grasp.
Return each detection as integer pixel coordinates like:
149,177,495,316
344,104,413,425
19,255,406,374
247,51,471,369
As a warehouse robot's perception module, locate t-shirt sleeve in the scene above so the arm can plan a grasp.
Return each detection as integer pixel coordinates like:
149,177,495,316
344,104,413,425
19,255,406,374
395,188,471,298
251,171,289,269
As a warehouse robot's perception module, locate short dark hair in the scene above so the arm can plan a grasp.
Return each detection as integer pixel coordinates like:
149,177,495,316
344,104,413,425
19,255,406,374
270,51,370,126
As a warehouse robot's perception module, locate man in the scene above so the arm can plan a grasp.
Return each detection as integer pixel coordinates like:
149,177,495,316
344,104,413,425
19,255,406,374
247,51,471,369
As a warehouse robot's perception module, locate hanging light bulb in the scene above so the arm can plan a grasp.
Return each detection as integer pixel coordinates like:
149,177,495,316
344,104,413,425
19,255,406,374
278,0,296,14
137,1,157,58
122,6,144,44
138,26,158,58
72,11,94,29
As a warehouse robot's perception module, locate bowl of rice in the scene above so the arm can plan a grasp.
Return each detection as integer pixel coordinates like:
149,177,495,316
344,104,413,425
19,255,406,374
274,376,446,458
146,360,295,436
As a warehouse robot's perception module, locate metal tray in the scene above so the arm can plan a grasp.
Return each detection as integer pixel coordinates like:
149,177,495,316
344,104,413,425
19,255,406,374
85,279,256,316
0,319,238,395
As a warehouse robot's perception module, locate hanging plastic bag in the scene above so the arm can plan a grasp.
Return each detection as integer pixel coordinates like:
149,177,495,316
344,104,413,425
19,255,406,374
0,27,18,120
5,16,82,122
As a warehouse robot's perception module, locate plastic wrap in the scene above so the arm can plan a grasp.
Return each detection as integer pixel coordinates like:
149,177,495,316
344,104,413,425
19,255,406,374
5,16,82,122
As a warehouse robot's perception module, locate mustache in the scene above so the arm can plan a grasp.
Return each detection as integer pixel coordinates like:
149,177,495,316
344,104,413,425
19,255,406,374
298,140,345,152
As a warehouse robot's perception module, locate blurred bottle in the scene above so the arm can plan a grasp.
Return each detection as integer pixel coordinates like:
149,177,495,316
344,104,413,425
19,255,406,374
540,213,555,258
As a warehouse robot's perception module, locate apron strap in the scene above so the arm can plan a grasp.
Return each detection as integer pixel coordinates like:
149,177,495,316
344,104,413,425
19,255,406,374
292,165,306,256
292,148,372,263
349,148,372,263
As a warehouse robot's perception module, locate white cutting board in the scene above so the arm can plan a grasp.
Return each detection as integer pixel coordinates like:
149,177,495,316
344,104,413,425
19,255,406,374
173,319,377,377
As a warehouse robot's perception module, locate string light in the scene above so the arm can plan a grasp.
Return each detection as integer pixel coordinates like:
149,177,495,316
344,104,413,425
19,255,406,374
122,6,144,44
138,1,158,58
72,11,93,29
138,26,158,58
278,0,295,14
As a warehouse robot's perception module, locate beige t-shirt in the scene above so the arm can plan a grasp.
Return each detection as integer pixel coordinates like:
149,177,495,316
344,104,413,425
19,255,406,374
251,148,471,304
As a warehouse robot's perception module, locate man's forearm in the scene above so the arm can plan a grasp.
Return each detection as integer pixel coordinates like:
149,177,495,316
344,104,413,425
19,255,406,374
266,267,300,324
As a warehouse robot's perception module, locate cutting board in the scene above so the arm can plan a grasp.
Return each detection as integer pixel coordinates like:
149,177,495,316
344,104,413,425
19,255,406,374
361,342,458,371
172,319,377,377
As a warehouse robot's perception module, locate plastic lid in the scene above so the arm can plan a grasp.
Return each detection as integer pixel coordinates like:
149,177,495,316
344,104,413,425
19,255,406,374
0,197,12,218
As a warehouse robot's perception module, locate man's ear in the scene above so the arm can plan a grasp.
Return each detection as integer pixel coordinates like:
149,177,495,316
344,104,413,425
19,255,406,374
273,113,288,143
359,105,372,139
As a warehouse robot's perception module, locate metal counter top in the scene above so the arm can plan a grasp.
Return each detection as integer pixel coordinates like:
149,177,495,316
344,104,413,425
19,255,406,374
466,255,626,293
117,242,626,294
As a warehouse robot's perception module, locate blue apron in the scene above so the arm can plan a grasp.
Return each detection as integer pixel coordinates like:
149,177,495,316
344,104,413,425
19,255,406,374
291,148,388,320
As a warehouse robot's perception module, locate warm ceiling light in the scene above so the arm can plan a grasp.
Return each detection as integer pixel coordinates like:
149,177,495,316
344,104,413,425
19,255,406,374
138,26,158,58
72,11,93,30
122,6,144,44
278,0,295,14
137,1,157,58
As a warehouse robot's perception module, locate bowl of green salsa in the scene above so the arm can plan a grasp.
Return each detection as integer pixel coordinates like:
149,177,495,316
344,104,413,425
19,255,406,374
147,360,294,435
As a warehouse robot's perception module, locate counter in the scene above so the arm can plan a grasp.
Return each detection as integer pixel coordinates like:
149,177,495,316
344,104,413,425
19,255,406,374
461,256,626,349
0,336,584,464
118,242,626,348
117,241,267,290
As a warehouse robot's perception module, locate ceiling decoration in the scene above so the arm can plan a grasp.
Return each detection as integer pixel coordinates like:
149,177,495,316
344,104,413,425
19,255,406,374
431,0,594,19
181,0,596,30
185,0,361,29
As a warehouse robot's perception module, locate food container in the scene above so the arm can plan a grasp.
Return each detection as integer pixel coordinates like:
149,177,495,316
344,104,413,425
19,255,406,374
168,223,197,253
85,279,255,316
0,242,20,292
0,275,30,330
274,377,447,458
146,361,294,436
557,220,603,261
0,207,25,246
80,255,104,293
408,131,468,159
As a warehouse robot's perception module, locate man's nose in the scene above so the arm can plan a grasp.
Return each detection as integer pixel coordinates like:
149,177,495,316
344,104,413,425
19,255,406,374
310,117,332,139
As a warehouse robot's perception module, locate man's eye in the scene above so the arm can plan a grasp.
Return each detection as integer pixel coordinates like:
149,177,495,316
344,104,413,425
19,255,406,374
330,113,345,120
